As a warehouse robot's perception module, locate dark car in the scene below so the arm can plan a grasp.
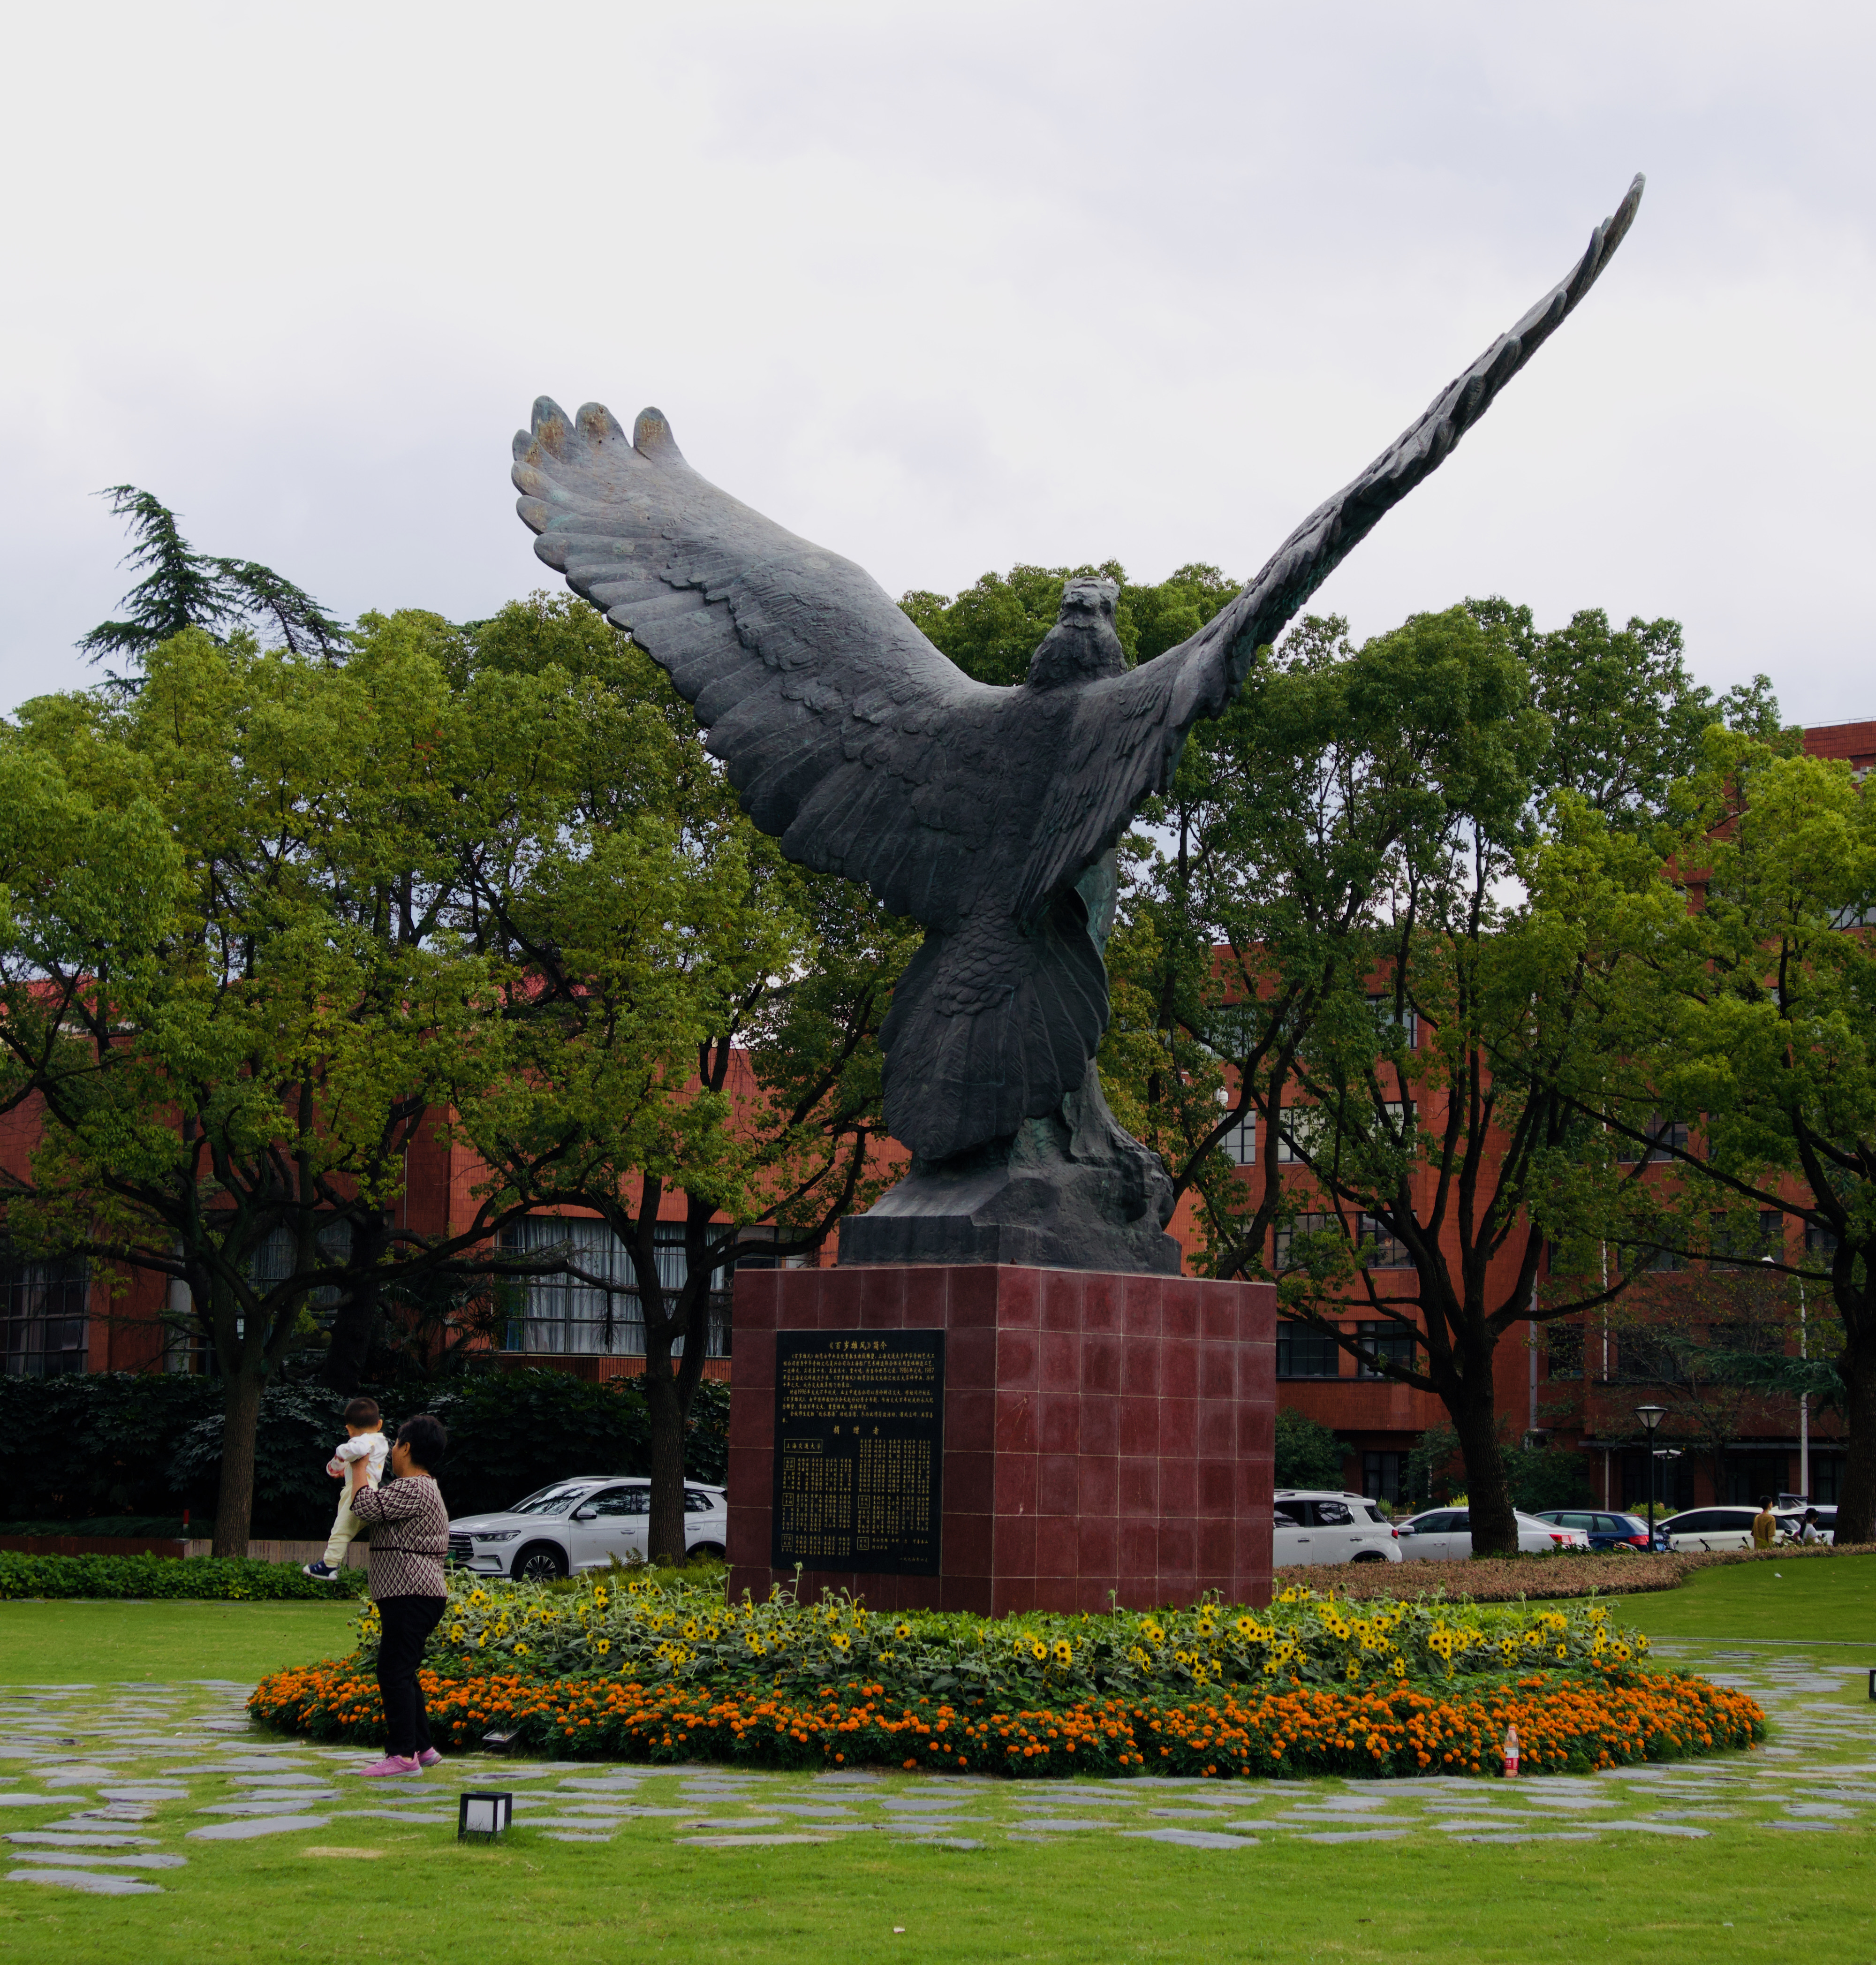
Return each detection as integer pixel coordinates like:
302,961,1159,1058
1532,1508,1660,1552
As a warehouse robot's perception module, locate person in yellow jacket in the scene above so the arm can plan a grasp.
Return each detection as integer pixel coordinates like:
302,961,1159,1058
1751,1495,1779,1548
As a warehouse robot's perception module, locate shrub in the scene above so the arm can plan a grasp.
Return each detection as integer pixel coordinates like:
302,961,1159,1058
341,1566,1657,1705
0,1550,367,1601
0,1372,222,1521
1274,1407,1345,1491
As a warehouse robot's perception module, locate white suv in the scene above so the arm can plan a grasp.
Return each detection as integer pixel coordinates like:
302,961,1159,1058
1273,1490,1403,1566
1657,1505,1820,1552
447,1476,729,1583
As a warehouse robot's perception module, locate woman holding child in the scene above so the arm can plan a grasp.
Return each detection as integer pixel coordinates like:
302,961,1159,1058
343,1412,453,1778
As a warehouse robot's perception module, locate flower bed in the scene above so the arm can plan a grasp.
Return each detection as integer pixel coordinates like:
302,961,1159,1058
249,1659,1763,1779
338,1569,1657,1706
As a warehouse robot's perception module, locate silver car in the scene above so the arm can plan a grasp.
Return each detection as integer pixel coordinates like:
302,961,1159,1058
447,1475,728,1583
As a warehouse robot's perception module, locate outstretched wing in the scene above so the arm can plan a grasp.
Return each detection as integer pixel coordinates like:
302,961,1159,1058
1014,174,1647,923
514,402,1012,928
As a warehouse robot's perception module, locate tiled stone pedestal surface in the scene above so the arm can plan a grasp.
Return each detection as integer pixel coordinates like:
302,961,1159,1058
726,1264,1275,1614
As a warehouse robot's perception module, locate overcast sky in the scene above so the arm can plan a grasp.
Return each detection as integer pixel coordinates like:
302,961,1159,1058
2,2,1869,725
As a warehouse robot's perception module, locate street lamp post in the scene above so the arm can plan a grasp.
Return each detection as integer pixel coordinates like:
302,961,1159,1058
1635,1404,1666,1551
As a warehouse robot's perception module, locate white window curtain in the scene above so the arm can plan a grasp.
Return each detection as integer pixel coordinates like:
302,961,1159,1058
499,1218,734,1358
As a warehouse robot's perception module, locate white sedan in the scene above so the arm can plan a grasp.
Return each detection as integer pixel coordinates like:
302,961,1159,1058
1395,1506,1592,1560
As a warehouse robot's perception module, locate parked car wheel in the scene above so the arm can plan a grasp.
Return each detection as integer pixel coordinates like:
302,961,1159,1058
688,1542,726,1561
514,1541,568,1582
1350,1549,1387,1563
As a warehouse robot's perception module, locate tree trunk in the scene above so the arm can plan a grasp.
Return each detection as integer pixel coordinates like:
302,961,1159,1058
212,1369,264,1558
322,1273,381,1396
644,1360,688,1563
322,1214,389,1395
1837,1329,1876,1544
1447,1346,1517,1555
643,1284,712,1563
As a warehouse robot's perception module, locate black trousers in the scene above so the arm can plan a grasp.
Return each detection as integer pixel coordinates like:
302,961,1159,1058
376,1593,446,1757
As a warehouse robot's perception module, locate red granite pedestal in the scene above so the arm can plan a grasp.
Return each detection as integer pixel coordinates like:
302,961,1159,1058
726,1265,1275,1615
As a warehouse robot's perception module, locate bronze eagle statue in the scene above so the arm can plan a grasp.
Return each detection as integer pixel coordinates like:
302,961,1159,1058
513,176,1643,1268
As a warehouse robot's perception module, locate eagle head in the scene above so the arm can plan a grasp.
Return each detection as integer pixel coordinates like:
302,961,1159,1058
1025,577,1128,690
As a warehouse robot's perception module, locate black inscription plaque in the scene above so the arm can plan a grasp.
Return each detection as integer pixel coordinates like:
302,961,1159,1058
772,1329,944,1575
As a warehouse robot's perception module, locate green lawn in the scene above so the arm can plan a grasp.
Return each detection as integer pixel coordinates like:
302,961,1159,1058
1595,1556,1876,1645
0,1598,358,1684
0,1825,1863,1965
2,1579,1873,1963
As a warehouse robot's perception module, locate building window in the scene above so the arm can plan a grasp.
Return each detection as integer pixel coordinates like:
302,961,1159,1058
1612,1332,1682,1385
1723,1453,1789,1507
1276,1101,1407,1162
1272,1213,1340,1270
1360,1214,1411,1268
1355,1320,1416,1379
246,1219,352,1319
497,1217,732,1358
1619,1237,1681,1275
1362,1450,1407,1504
1369,994,1418,1049
1275,1320,1341,1380
1806,1221,1839,1256
1811,1456,1844,1504
1709,1210,1785,1261
1615,1113,1688,1164
1218,1110,1256,1166
1,1249,88,1377
1275,1107,1324,1164
1545,1321,1584,1380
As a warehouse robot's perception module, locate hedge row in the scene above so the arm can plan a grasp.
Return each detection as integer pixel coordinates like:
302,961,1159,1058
1270,1541,1876,1604
0,1550,368,1601
249,1660,1764,1779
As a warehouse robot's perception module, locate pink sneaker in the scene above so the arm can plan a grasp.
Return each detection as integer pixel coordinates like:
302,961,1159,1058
416,1748,442,1768
356,1754,422,1778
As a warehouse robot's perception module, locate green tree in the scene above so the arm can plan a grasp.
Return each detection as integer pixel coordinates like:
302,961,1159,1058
451,595,915,1561
901,560,1240,686
1532,727,1876,1539
1101,600,1767,1552
0,620,523,1548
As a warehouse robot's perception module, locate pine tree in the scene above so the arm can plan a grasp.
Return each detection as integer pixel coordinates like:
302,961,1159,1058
78,486,347,687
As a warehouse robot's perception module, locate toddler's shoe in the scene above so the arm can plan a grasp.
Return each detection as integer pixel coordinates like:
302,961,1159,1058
301,1561,341,1581
356,1754,421,1778
416,1748,442,1768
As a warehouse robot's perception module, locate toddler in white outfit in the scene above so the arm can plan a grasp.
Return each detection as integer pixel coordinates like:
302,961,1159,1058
302,1398,387,1581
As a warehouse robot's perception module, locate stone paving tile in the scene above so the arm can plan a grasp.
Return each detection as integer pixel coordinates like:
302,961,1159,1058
188,1815,332,1841
8,1866,163,1895
1120,1827,1257,1849
2,1635,1872,1905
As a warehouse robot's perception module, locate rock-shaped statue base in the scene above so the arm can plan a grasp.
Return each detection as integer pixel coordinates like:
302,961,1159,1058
839,1066,1180,1275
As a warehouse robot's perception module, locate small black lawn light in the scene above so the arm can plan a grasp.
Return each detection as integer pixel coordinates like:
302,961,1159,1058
458,1790,514,1842
481,1727,521,1754
1867,1669,1876,1703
